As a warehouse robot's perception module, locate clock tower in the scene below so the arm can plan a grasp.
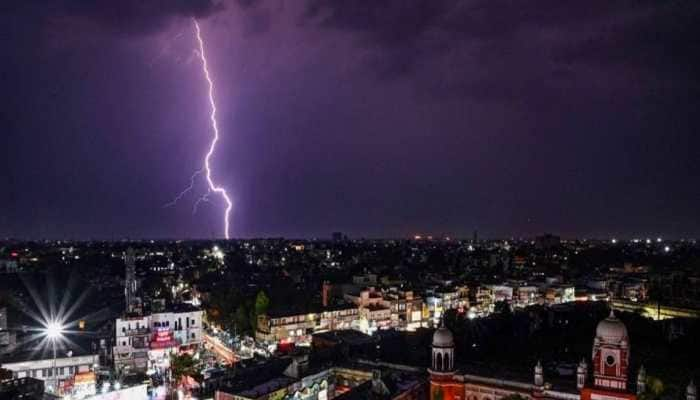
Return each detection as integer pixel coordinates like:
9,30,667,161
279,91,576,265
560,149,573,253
581,311,636,400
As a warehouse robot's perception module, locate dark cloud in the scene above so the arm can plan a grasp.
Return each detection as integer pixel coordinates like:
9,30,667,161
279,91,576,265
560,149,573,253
304,0,700,89
2,0,699,239
4,0,225,37
236,0,262,9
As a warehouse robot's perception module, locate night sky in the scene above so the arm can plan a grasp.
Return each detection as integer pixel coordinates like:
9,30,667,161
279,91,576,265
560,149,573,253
2,0,699,240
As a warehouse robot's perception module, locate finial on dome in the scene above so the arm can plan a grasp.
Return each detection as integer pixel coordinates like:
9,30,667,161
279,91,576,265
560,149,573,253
609,309,616,319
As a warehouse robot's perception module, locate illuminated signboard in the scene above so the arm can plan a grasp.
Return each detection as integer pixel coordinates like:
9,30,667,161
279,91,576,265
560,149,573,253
150,328,178,349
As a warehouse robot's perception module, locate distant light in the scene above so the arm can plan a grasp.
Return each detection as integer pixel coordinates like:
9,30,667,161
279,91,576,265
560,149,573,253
114,382,121,390
611,238,617,244
656,237,662,243
646,238,651,244
664,246,670,253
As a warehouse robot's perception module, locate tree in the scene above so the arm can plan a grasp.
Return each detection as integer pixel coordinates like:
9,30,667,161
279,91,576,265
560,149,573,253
208,287,241,332
639,376,664,400
249,291,270,333
234,304,250,334
255,290,270,316
170,353,201,384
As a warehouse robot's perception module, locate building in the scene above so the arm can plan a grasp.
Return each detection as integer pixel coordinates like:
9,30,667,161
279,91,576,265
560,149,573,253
0,376,45,399
215,357,426,400
545,285,576,305
359,304,392,334
113,304,203,373
124,248,142,315
383,289,426,331
428,311,668,400
256,305,360,345
1,351,99,395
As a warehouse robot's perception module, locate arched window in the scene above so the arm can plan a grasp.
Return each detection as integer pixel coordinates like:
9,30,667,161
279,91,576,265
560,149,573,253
436,353,443,371
444,353,450,371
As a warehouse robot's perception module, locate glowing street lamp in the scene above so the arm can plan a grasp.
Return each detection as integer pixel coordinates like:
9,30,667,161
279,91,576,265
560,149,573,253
45,321,64,340
42,320,65,393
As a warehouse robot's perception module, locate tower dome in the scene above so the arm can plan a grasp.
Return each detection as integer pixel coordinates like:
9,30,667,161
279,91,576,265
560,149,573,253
432,326,454,348
430,325,455,373
596,310,628,344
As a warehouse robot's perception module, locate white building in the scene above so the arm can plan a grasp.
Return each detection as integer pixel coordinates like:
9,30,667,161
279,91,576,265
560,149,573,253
113,304,203,373
1,353,99,385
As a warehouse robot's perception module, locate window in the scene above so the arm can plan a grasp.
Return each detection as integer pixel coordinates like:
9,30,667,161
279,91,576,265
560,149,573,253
605,355,616,367
59,367,64,375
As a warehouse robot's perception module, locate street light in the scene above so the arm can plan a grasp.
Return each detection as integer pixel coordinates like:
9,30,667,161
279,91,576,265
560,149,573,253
45,321,63,339
42,320,65,393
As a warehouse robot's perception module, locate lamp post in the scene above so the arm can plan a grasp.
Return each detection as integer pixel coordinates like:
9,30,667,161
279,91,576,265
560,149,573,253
44,321,64,394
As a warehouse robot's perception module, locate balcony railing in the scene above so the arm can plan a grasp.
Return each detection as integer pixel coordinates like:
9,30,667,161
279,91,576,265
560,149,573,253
122,327,150,336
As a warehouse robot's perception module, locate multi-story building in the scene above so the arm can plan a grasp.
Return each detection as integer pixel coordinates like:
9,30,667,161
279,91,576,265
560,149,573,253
344,287,384,308
425,286,469,325
383,289,426,330
546,285,576,305
474,287,494,316
257,305,360,345
514,285,540,308
113,304,203,373
1,352,99,395
359,304,392,334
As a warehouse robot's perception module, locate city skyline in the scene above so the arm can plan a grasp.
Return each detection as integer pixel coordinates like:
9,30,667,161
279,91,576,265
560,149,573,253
3,0,700,239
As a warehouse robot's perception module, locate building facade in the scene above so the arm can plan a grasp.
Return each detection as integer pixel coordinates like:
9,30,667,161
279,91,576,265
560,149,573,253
428,311,676,400
113,305,203,373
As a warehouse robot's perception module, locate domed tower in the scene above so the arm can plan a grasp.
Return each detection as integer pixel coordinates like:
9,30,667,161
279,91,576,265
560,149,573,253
429,324,461,400
591,310,630,391
430,324,455,373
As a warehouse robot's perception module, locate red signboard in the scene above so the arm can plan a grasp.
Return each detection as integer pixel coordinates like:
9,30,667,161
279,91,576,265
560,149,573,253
150,328,178,349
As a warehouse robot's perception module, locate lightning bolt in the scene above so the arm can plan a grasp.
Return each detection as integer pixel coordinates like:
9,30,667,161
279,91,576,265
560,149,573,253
194,19,233,239
164,20,233,239
163,168,203,209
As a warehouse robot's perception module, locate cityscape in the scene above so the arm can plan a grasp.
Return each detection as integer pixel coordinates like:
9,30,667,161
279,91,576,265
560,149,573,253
2,1,700,400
